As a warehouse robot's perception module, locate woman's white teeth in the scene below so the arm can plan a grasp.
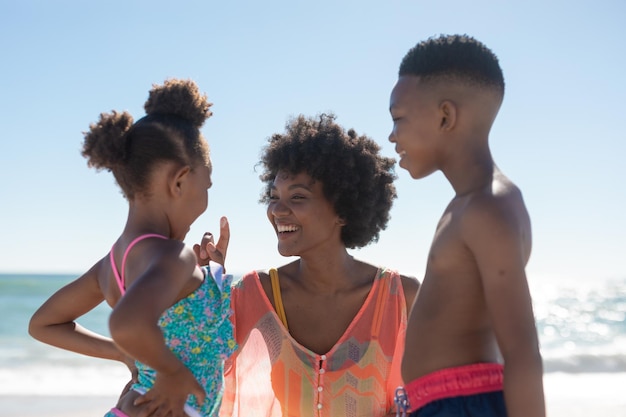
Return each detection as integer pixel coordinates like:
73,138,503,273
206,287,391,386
277,225,299,233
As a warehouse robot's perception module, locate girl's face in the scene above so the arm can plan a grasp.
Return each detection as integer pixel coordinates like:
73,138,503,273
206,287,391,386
173,158,212,240
266,171,344,257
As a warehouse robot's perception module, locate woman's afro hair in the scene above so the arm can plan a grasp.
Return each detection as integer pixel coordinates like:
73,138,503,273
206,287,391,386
259,113,397,249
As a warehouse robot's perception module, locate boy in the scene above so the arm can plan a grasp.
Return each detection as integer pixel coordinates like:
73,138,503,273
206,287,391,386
389,35,545,417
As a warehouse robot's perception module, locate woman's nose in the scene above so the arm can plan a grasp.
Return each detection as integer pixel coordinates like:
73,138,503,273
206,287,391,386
270,200,289,216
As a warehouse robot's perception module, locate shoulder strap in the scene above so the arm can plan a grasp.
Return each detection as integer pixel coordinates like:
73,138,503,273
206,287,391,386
269,268,289,330
370,268,390,338
110,233,168,295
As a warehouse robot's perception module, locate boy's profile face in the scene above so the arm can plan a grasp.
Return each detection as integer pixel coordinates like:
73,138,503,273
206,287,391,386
388,76,442,179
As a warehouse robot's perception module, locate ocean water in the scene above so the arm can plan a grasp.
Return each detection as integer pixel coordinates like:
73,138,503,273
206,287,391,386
0,274,128,396
1,273,625,397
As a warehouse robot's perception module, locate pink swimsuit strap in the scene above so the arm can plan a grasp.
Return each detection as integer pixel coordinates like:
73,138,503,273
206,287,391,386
110,233,168,295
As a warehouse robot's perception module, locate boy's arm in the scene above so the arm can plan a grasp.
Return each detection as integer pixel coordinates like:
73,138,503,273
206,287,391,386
463,198,545,417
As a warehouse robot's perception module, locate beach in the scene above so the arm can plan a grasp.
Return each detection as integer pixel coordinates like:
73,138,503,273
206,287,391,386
543,372,626,416
1,373,626,416
0,395,116,417
2,274,625,416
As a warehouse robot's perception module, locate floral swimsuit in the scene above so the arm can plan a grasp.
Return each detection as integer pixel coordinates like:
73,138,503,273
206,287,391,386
105,234,236,417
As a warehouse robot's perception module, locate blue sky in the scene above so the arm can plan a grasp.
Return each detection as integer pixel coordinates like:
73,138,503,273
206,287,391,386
1,0,624,284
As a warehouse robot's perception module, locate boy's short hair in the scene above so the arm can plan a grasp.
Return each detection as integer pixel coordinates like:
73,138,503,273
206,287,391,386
399,34,505,94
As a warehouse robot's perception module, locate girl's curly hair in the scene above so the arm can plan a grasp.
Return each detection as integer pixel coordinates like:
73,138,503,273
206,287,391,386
259,113,397,249
81,78,212,199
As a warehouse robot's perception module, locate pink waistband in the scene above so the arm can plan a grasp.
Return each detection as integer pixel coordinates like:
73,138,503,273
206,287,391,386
108,408,130,417
403,363,504,411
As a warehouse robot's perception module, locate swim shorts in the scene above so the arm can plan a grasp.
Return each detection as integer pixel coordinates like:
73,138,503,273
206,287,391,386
395,363,507,417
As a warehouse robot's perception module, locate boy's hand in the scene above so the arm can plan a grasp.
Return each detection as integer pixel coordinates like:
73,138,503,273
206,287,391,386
133,365,206,417
193,216,230,268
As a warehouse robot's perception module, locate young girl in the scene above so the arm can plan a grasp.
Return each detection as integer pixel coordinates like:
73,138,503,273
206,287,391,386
28,78,236,417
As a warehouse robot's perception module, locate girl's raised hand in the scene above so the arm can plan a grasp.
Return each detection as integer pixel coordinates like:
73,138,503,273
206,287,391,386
193,216,230,268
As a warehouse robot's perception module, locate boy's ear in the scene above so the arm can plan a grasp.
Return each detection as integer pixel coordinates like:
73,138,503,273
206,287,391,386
439,100,457,131
169,165,191,197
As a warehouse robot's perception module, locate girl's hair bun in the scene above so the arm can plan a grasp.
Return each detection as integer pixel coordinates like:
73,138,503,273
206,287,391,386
144,78,212,127
81,110,134,170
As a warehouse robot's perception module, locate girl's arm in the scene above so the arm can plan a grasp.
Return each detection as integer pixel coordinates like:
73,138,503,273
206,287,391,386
110,241,206,416
28,258,128,365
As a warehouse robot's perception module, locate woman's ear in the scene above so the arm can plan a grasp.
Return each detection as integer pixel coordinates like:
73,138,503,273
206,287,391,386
169,165,191,197
439,100,457,131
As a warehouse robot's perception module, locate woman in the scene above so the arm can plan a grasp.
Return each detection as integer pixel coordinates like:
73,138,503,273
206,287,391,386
201,114,419,417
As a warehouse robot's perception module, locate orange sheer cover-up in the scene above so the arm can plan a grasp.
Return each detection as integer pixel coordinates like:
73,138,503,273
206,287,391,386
219,268,408,417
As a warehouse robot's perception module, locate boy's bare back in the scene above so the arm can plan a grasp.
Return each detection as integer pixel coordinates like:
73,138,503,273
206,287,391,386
402,170,534,381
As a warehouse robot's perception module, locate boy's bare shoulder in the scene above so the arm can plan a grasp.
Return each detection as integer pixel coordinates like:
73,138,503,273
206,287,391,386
461,178,526,229
458,176,532,265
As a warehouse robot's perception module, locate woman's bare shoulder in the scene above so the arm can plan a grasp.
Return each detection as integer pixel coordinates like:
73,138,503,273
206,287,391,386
399,274,420,305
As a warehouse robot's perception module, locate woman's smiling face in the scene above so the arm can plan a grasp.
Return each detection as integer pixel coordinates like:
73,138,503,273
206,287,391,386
267,171,344,257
